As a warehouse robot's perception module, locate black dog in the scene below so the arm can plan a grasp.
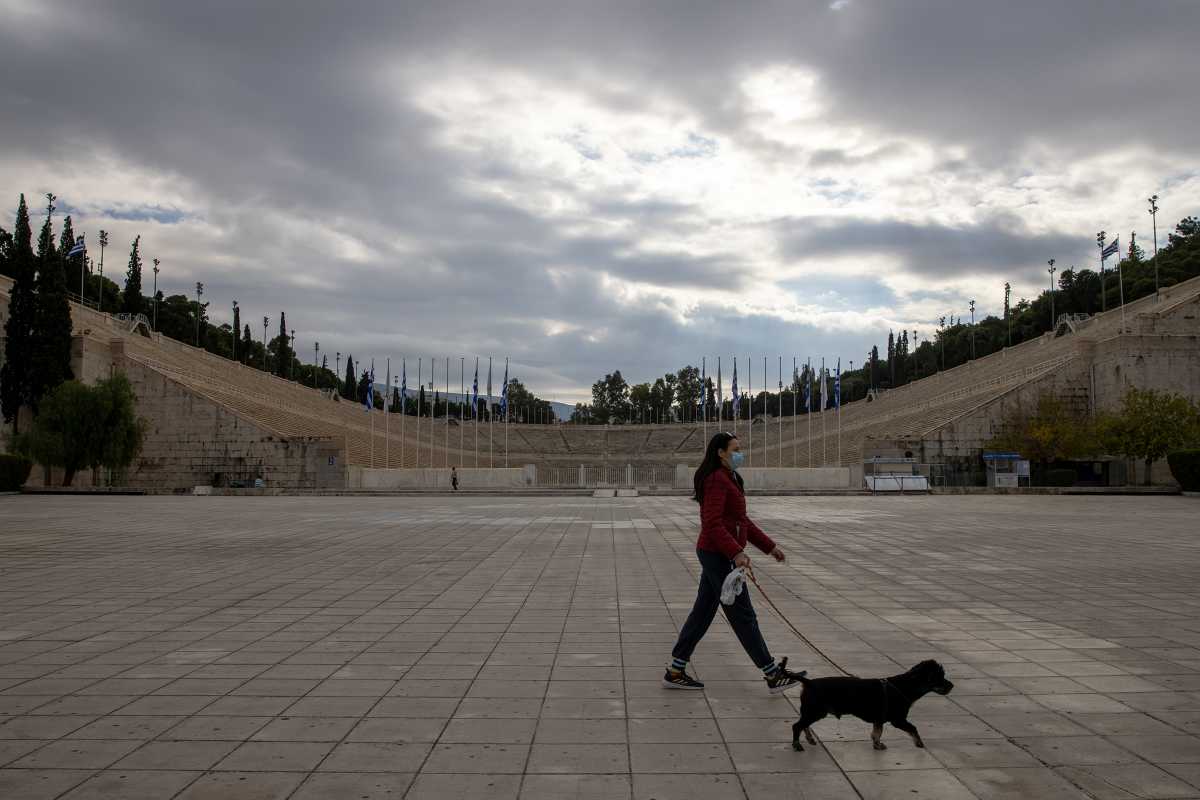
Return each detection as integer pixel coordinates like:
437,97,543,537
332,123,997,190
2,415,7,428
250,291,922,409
791,660,953,751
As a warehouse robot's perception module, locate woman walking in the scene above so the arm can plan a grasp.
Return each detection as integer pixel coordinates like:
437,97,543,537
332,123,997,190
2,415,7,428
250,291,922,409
663,431,806,694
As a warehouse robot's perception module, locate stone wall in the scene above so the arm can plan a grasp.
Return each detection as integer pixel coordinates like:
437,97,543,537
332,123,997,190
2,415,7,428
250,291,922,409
118,354,344,491
347,465,536,490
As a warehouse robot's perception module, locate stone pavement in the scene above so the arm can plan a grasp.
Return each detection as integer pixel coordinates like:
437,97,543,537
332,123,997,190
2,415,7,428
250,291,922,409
1,494,1199,799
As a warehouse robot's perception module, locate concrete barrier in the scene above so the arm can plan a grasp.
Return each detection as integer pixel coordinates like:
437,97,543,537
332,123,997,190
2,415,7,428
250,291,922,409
347,465,536,490
675,464,853,490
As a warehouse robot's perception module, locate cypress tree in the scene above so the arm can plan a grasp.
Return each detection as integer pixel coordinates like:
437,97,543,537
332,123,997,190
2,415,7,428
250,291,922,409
241,324,253,366
232,304,241,362
57,215,82,296
342,355,355,400
1,195,36,432
274,312,289,377
31,200,74,411
121,236,144,315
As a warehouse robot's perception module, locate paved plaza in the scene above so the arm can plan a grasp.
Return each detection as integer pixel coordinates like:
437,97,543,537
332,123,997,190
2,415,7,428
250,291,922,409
1,494,1199,799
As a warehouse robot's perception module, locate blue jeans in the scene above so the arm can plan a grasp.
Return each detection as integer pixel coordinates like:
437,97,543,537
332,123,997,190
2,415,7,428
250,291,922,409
670,548,773,669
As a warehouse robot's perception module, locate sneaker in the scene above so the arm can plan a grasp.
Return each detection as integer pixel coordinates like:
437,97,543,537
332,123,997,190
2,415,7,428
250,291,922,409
764,657,807,695
662,668,705,690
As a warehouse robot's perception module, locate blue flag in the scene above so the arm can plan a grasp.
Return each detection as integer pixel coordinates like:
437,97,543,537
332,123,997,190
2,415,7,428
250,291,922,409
471,358,479,418
365,364,374,411
700,358,706,417
500,360,509,419
67,236,85,258
834,358,841,408
804,359,812,412
400,360,407,413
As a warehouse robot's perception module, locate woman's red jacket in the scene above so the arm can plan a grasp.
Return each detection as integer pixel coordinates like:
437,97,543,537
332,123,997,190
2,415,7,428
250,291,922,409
696,468,777,560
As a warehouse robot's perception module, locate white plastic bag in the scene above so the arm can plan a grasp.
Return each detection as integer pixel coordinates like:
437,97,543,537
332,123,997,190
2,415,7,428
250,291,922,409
720,566,747,606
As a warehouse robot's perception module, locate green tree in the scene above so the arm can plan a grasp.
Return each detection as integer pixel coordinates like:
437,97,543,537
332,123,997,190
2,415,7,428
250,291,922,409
269,311,293,378
1101,388,1200,484
342,354,356,400
15,374,144,486
570,402,595,423
0,225,12,278
591,370,630,424
120,236,144,315
31,202,73,411
1,194,36,432
988,394,1098,470
674,365,700,421
57,215,84,297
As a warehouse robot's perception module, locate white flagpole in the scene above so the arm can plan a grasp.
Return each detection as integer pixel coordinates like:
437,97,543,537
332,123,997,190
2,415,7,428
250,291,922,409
445,357,450,469
369,359,375,469
807,358,812,468
717,356,722,430
821,358,827,466
488,356,494,469
460,358,465,461
474,357,479,468
747,355,753,467
417,358,422,470
385,357,390,468
401,358,406,468
1118,236,1127,331
791,356,797,468
504,358,509,468
701,356,707,452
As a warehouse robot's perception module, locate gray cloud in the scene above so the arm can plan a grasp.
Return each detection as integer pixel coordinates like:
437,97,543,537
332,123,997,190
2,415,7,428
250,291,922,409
775,214,1087,283
2,0,1196,402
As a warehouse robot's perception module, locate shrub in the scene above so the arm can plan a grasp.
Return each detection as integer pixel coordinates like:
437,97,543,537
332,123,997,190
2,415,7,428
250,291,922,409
1167,450,1200,492
1044,468,1076,487
0,453,33,491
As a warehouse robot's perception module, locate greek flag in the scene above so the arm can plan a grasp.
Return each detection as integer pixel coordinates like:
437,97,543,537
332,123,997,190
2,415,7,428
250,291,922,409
471,358,479,418
804,360,812,412
500,360,509,419
400,361,407,413
486,359,493,419
1101,238,1120,260
365,364,374,411
67,236,85,257
821,358,827,412
731,360,740,417
700,358,706,417
834,358,841,408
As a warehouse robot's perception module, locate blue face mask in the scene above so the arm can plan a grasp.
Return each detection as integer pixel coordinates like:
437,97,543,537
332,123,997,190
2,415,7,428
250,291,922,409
729,451,745,470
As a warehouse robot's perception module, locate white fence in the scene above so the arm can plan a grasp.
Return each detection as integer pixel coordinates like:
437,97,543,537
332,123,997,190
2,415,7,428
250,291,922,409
537,464,677,489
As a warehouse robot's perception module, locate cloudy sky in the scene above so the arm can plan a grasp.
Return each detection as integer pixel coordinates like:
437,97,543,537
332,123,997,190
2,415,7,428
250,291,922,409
3,1,1198,403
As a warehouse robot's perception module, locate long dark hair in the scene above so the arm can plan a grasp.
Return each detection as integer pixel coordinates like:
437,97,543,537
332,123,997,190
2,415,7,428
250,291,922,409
693,431,742,503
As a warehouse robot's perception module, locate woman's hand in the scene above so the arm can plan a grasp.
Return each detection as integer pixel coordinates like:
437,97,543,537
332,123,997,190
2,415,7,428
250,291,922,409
733,551,751,569
770,547,786,563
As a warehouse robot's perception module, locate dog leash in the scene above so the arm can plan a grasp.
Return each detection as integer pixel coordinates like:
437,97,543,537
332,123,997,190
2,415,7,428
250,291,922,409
744,567,855,679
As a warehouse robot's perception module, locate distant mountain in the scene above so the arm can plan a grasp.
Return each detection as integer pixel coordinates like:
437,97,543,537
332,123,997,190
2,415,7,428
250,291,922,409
370,384,575,422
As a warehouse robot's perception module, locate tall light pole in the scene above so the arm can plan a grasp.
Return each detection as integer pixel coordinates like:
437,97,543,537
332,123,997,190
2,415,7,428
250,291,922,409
97,230,108,312
152,259,161,331
314,341,320,387
289,330,296,380
1097,231,1107,312
969,299,976,360
336,352,341,387
1148,195,1160,294
193,281,203,345
231,300,238,362
263,316,269,372
1047,259,1056,330
939,316,946,371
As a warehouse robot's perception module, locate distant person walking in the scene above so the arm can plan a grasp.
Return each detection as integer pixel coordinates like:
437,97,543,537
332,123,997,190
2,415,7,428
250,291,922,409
663,431,806,694
451,466,459,492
